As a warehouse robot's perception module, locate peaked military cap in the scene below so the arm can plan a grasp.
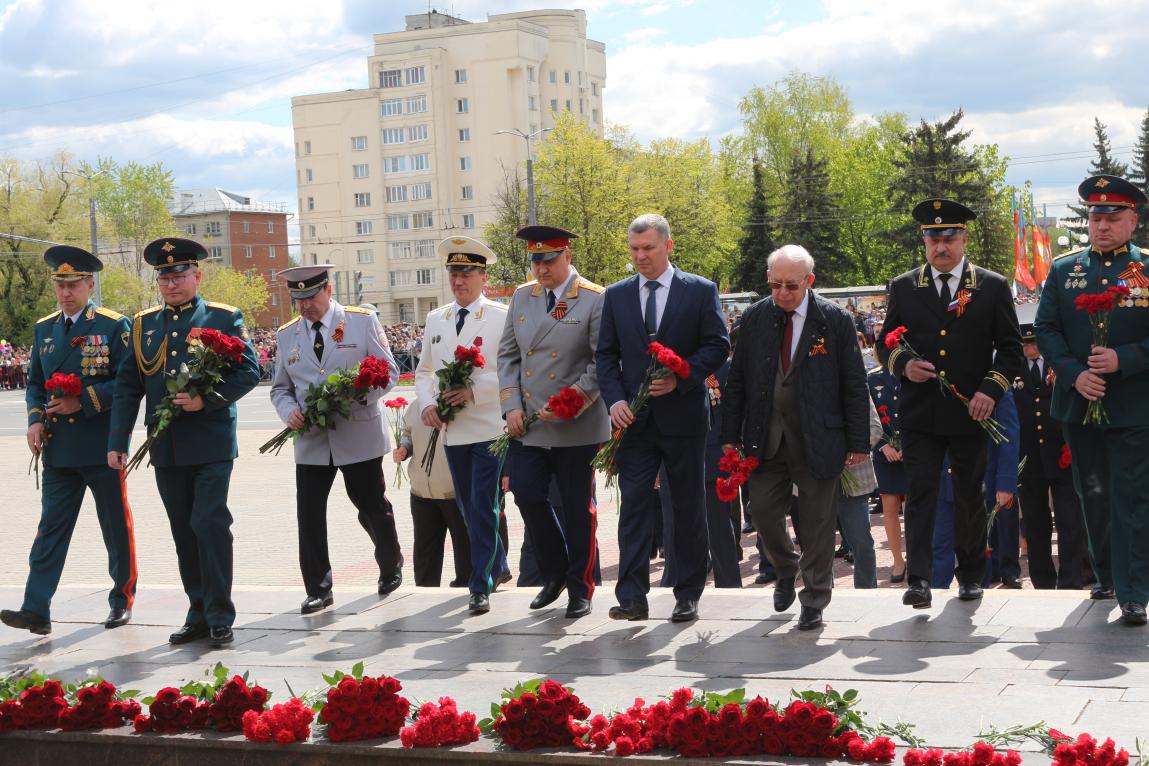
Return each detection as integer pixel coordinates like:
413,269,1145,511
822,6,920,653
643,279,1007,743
144,237,208,274
912,199,977,236
1078,175,1148,214
43,245,102,282
437,236,497,270
1016,302,1037,343
515,224,579,262
278,264,335,300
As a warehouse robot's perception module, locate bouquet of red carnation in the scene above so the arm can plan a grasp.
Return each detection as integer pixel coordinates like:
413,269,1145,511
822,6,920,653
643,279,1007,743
479,678,591,751
57,680,142,732
421,338,485,473
904,742,1022,766
592,342,691,483
1045,730,1130,766
877,405,902,451
29,372,83,487
133,687,212,733
384,396,409,488
260,355,392,455
313,664,410,742
242,697,314,745
133,663,267,734
400,696,481,748
984,457,1026,560
715,448,759,503
488,386,586,460
127,328,248,472
1074,286,1130,424
883,325,1008,444
5,680,68,729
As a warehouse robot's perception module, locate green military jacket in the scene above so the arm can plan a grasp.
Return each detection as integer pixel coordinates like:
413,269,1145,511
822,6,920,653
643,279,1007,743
108,295,261,467
1035,242,1149,426
26,301,131,468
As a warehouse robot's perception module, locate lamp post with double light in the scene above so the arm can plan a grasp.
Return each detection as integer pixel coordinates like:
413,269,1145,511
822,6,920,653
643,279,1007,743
495,126,553,226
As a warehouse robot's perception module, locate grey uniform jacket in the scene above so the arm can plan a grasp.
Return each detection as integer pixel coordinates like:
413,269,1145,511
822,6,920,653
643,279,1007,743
497,269,612,448
270,301,399,466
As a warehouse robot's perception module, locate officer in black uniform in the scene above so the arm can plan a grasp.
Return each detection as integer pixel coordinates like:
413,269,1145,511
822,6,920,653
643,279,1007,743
1,246,136,635
107,238,261,647
1013,304,1084,590
877,199,1024,609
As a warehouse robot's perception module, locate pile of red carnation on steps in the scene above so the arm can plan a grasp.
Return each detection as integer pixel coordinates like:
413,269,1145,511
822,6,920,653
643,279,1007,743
0,677,140,733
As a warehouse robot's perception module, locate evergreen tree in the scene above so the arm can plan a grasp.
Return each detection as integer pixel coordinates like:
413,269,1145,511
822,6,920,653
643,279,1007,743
1131,108,1149,245
884,109,1010,276
1067,118,1132,233
777,148,845,286
733,158,776,296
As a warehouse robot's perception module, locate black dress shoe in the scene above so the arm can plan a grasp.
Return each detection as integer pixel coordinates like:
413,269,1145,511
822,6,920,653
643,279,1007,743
209,626,234,647
378,569,403,595
670,599,698,622
169,623,209,644
448,578,467,588
300,592,334,614
774,577,796,612
1091,585,1115,600
741,521,755,534
494,570,513,589
889,567,907,584
0,608,51,635
530,580,567,610
468,593,490,614
754,571,778,585
834,543,849,559
565,597,592,618
104,607,131,629
1000,575,1022,589
958,582,984,601
797,606,823,631
902,582,932,609
1120,602,1147,626
608,601,648,621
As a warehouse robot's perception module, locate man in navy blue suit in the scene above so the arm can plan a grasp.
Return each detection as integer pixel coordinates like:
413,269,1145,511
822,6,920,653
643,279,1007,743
595,213,730,622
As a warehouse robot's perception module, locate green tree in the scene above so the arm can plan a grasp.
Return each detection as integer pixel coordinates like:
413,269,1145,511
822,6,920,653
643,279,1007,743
482,164,532,288
776,148,845,285
88,158,178,275
100,262,156,316
734,158,777,295
532,115,639,285
198,264,269,324
0,152,91,343
1130,108,1149,245
1067,118,1133,235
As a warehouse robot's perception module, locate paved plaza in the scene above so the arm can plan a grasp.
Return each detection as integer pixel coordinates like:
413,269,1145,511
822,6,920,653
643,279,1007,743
1,388,1147,757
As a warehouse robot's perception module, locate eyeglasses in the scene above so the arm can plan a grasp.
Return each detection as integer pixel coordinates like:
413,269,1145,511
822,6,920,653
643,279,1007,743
156,273,192,287
768,280,806,292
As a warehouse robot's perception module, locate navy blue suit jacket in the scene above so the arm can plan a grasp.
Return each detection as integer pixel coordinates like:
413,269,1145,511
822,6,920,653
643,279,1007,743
595,268,730,437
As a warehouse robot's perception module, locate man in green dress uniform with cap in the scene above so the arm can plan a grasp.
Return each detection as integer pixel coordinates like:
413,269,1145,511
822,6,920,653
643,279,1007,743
1035,175,1149,626
1,246,137,636
877,199,1023,610
107,238,261,646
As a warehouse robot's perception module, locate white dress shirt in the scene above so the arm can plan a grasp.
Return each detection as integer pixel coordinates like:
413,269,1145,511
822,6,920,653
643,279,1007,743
929,257,967,297
638,265,675,330
785,290,811,362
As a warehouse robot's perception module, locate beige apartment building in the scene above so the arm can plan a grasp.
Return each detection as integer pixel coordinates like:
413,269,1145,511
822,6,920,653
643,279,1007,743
291,8,606,325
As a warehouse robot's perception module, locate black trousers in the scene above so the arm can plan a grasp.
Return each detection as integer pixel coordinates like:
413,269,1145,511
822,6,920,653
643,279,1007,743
296,456,401,597
410,494,471,587
902,429,989,586
1019,469,1084,589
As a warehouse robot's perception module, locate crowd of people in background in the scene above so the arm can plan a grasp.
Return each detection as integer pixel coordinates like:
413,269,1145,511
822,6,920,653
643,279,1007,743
1,342,30,389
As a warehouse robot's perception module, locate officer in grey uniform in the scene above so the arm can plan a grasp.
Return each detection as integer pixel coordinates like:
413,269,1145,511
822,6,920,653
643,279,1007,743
498,225,611,618
270,265,403,614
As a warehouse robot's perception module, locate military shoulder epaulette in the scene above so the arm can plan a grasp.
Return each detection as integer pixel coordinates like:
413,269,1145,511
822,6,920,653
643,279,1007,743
36,310,62,324
866,365,886,376
344,305,372,315
515,279,539,292
205,301,239,313
95,307,125,320
135,305,164,319
1053,245,1088,262
577,279,605,294
278,316,301,332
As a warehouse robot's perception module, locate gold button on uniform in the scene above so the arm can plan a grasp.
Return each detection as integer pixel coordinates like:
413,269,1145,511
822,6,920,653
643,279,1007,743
524,392,532,399
527,351,534,357
1102,279,1109,285
68,417,75,424
940,330,947,337
1037,424,1043,430
171,350,177,356
525,371,532,378
548,373,556,379
939,350,947,357
171,331,178,337
551,352,558,358
1105,261,1112,267
51,417,58,423
1039,438,1045,444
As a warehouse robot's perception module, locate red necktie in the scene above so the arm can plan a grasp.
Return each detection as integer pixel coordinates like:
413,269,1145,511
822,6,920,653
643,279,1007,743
781,311,794,375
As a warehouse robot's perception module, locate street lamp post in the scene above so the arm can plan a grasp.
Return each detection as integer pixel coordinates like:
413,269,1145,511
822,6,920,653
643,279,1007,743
495,127,553,226
62,167,109,306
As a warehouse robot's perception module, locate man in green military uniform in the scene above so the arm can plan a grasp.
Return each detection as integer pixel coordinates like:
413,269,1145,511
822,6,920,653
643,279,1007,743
1,246,137,636
107,238,260,646
1035,175,1149,626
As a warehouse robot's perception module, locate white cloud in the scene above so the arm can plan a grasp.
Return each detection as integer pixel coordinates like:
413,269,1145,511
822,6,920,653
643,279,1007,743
622,27,666,42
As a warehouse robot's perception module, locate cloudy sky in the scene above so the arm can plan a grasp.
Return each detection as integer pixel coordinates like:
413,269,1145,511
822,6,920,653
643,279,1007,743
2,0,1146,245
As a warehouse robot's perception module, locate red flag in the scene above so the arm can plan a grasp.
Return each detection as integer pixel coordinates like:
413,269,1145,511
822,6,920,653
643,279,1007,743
1032,228,1051,285
1012,197,1037,290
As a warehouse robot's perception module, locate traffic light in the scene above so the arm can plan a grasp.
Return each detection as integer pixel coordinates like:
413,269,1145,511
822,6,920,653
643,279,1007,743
353,270,363,303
